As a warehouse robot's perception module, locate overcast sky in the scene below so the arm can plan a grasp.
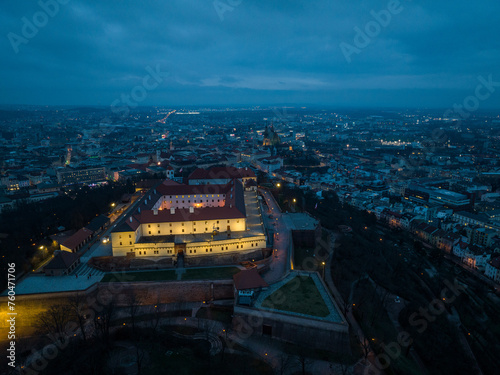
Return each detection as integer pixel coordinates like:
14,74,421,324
1,0,500,108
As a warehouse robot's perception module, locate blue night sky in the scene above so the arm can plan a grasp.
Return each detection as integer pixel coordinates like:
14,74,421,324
1,0,500,108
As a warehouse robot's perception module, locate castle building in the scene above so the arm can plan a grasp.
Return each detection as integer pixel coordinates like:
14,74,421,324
111,178,266,258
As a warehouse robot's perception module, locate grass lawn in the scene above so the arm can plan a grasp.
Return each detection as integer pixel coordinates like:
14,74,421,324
182,266,240,280
261,276,330,317
101,269,176,282
101,266,239,283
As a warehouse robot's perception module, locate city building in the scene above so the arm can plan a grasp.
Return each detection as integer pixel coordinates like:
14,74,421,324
56,166,106,185
111,178,266,258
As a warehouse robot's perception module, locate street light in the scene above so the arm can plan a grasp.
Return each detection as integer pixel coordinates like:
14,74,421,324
293,198,296,203
111,203,116,207
321,261,326,279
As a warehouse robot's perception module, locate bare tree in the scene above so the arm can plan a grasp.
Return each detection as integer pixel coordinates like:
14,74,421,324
297,353,312,375
94,296,115,345
360,338,371,362
67,293,88,342
38,303,71,341
125,292,143,336
148,297,163,334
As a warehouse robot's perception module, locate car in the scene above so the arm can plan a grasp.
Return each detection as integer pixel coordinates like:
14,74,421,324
394,296,400,303
102,236,110,244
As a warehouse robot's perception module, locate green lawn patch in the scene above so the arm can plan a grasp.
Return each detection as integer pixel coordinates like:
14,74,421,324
101,269,176,282
182,266,240,280
100,266,239,283
261,275,330,317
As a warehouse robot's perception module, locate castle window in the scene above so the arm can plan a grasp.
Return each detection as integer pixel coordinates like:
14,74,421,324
149,231,151,234
129,241,132,245
120,242,122,245
148,224,151,228
129,234,131,238
158,230,160,234
170,230,172,233
182,229,184,232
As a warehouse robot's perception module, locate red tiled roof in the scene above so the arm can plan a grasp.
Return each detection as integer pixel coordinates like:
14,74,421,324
135,205,245,223
61,228,93,251
157,181,233,196
233,269,268,290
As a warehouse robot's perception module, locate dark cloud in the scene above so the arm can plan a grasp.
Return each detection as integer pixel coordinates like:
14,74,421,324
1,0,499,108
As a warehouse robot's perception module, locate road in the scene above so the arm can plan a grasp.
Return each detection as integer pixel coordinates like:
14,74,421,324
79,193,143,259
258,188,291,284
444,254,500,294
